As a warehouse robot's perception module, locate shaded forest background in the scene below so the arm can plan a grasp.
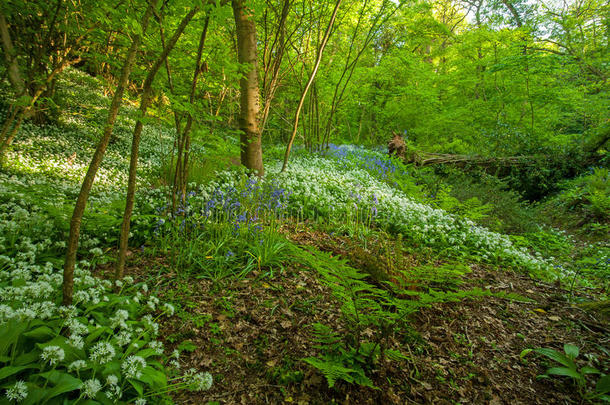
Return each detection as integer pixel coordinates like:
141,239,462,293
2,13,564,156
1,0,608,200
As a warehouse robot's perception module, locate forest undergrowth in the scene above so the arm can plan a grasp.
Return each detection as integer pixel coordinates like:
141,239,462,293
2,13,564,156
1,69,609,404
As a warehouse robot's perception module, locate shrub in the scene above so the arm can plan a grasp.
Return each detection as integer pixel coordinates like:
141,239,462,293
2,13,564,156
551,167,610,223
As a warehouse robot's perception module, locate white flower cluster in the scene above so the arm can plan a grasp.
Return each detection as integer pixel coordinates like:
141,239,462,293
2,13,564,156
122,355,147,379
185,368,213,391
5,380,28,402
105,375,122,401
270,153,555,276
89,341,116,365
81,378,101,399
40,346,65,366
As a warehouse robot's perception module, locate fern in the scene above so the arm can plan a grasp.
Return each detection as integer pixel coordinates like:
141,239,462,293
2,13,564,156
295,247,414,388
294,245,531,389
303,356,375,389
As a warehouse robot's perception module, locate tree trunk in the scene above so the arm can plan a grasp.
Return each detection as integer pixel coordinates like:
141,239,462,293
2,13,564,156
282,0,342,172
0,19,94,165
0,13,26,98
232,0,264,176
62,0,158,306
172,18,209,213
260,0,292,135
115,7,198,280
0,53,81,166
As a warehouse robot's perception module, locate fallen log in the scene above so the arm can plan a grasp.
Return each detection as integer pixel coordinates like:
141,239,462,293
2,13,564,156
405,150,535,168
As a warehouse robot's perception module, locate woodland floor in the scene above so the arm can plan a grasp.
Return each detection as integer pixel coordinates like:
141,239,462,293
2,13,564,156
97,225,609,405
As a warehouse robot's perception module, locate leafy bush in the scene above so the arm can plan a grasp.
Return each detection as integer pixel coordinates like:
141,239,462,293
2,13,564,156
550,167,610,223
438,170,539,234
296,247,415,389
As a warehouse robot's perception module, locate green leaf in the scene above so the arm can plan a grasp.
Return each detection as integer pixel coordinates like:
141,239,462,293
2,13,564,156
0,319,28,356
534,348,575,368
303,357,377,389
384,349,410,362
563,344,579,360
580,366,600,375
520,349,533,359
23,326,56,342
135,348,160,359
137,366,167,389
14,350,40,366
129,379,144,396
596,375,610,394
177,340,197,353
85,326,111,345
101,360,121,377
0,365,35,381
22,385,48,405
39,370,82,400
546,367,585,384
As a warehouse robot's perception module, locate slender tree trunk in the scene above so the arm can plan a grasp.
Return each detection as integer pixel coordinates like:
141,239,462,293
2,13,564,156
172,18,209,213
321,0,399,145
0,19,94,165
500,0,534,131
115,7,198,280
0,13,25,98
159,18,183,213
281,0,342,172
260,0,292,135
62,0,158,306
232,0,264,176
0,53,81,165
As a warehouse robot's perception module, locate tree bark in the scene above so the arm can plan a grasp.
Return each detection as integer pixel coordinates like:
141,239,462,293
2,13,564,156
321,0,399,147
232,0,264,176
115,7,198,280
62,0,158,306
171,17,209,214
0,53,81,166
260,0,293,135
281,0,342,172
0,13,26,98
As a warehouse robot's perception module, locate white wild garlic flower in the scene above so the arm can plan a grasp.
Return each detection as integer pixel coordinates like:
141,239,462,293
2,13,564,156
81,379,101,399
5,380,28,402
89,342,116,364
40,346,65,366
121,356,147,379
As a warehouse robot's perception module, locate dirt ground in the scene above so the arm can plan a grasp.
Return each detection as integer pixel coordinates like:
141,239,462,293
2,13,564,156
115,227,608,404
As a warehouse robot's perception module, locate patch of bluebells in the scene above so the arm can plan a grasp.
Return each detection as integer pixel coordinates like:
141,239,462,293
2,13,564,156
152,175,292,240
323,144,407,182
